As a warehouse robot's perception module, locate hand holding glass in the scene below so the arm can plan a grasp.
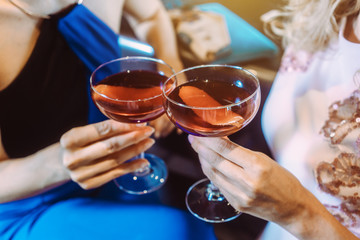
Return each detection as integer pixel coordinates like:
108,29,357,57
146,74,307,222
162,65,261,222
90,56,175,194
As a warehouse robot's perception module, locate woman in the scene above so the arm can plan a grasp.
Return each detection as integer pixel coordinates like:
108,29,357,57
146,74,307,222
0,0,216,239
188,0,360,239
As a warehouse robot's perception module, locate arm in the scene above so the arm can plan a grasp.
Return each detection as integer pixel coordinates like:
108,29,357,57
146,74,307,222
188,136,359,240
123,0,183,73
0,1,156,203
0,120,154,203
123,0,183,138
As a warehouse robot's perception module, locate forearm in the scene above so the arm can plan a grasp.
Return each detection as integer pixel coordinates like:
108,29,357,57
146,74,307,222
128,3,183,72
0,143,70,203
146,7,182,70
282,190,358,240
189,136,359,239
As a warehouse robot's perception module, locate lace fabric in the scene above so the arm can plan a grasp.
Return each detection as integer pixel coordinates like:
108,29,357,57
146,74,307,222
316,87,360,237
261,16,360,239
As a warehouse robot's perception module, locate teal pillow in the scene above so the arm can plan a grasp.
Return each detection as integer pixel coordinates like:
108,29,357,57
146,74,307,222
196,3,279,64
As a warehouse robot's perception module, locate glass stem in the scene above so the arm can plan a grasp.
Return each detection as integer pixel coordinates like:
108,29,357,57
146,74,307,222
139,151,145,159
206,181,225,201
133,122,152,177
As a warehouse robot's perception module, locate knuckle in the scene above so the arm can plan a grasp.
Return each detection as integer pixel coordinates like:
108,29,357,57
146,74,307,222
210,154,222,166
60,126,83,147
112,153,126,165
62,154,80,170
69,171,82,182
217,139,232,154
94,121,113,136
202,164,216,181
62,154,73,168
104,138,122,153
60,130,74,147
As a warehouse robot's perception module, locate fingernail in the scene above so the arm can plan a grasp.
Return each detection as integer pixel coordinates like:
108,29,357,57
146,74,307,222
145,138,155,148
140,161,150,169
136,162,150,172
188,135,194,144
144,127,155,136
154,132,160,138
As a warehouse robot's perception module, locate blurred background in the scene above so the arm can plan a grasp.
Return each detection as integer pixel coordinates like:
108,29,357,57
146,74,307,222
163,0,282,34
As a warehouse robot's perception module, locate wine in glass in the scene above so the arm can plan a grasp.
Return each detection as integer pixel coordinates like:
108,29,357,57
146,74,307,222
162,64,261,222
90,56,175,194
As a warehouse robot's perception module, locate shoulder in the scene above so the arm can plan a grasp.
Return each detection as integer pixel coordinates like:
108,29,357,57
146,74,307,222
277,46,314,74
82,0,124,33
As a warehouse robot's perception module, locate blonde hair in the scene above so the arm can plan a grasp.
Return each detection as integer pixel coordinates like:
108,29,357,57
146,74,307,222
262,0,360,52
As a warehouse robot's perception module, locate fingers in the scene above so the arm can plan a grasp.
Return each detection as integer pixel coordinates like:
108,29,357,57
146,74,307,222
188,135,310,224
188,135,242,173
64,137,154,189
189,135,275,187
62,127,154,169
60,120,157,189
188,135,258,170
74,158,150,189
188,135,262,192
60,120,148,148
198,155,255,212
197,151,252,195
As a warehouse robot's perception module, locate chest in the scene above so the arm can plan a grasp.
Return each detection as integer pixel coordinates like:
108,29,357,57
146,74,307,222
0,3,40,91
262,47,360,176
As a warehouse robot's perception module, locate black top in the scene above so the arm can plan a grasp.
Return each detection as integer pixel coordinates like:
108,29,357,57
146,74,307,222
0,14,88,158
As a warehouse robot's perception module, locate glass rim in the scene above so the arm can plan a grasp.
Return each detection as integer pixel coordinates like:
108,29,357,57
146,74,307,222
162,64,261,110
90,56,175,102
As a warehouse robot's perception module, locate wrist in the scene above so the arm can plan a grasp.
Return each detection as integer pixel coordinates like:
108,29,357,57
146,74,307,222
41,143,71,188
282,189,356,240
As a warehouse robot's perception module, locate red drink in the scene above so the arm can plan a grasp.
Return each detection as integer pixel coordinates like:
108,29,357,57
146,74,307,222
91,70,168,123
164,79,259,136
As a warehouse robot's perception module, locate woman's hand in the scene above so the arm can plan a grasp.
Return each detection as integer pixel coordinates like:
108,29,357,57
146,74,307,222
188,136,360,239
60,120,155,190
187,135,309,224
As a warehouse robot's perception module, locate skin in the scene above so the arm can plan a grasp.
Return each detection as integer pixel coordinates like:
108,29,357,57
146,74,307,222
0,120,154,203
0,0,182,138
0,0,182,203
188,136,359,240
187,14,360,240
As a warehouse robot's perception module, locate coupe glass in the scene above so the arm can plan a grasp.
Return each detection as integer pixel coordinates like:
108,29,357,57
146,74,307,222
162,64,261,222
90,56,175,194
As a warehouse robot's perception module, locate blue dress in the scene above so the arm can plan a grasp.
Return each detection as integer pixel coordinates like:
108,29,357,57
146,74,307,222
0,4,216,240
